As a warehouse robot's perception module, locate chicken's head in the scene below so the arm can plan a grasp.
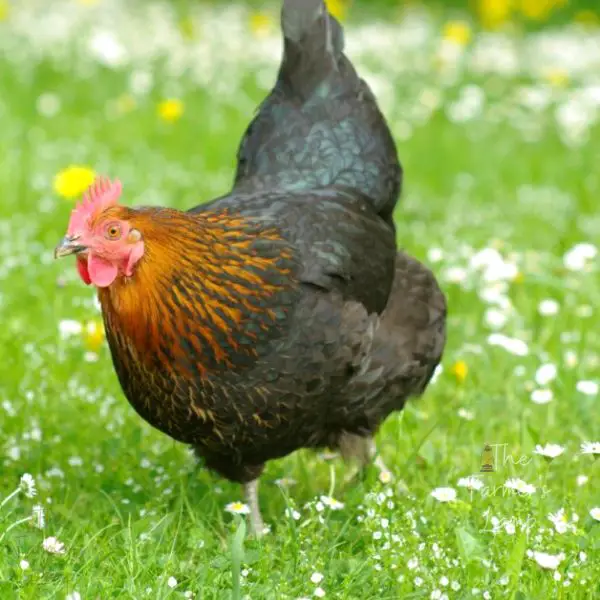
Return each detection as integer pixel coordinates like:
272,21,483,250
54,177,145,287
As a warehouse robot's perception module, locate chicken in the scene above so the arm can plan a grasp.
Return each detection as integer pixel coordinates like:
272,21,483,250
54,0,447,535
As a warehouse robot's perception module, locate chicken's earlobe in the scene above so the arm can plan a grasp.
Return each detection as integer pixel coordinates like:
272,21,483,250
124,241,145,277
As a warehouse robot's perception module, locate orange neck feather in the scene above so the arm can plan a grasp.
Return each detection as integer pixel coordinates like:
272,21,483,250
98,207,297,376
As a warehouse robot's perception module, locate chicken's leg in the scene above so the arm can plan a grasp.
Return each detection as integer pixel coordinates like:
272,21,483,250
369,440,393,482
338,434,393,484
244,479,266,537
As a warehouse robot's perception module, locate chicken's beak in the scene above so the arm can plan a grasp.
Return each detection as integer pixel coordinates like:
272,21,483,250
54,236,87,259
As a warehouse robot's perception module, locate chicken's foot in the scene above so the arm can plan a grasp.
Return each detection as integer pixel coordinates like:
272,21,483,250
338,434,393,484
244,479,266,537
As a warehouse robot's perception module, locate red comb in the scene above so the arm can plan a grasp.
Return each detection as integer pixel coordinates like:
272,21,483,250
67,176,123,236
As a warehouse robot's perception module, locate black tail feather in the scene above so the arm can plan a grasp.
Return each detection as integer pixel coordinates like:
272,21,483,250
281,0,329,44
231,0,402,221
280,0,346,100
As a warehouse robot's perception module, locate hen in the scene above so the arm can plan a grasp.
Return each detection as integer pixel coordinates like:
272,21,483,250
55,0,446,534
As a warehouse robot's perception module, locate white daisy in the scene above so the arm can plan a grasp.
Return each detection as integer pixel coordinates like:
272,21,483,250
88,30,126,68
457,476,485,491
576,475,588,486
484,308,508,329
538,299,559,316
576,381,598,396
42,537,65,555
319,496,344,510
564,350,578,368
427,248,444,263
535,364,557,386
590,508,600,522
530,389,553,404
457,408,475,421
430,487,457,502
548,508,575,534
167,577,177,589
580,442,600,456
488,333,529,356
533,444,565,460
19,560,29,570
285,507,301,521
58,319,83,338
444,266,468,283
311,572,324,584
224,501,250,515
531,551,565,570
563,242,597,271
19,473,37,498
379,470,393,484
505,478,536,495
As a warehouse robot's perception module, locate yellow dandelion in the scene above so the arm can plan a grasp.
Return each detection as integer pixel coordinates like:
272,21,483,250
249,11,274,38
53,166,96,199
545,69,569,88
451,360,469,384
326,0,349,21
442,20,472,46
478,0,513,30
0,0,10,22
518,0,557,21
84,320,105,352
157,99,184,123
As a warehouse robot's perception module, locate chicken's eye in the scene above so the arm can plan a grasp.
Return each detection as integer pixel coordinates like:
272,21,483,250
105,223,122,240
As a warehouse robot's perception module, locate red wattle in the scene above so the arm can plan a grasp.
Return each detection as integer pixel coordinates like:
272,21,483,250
76,256,92,285
88,254,119,287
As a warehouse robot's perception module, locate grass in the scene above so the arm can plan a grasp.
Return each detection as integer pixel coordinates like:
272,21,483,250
1,2,600,599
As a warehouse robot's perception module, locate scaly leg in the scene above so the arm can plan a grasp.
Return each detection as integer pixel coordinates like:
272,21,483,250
244,479,266,537
338,433,393,484
369,439,393,483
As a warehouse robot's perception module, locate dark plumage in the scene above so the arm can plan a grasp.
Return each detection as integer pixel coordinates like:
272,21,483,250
55,0,447,534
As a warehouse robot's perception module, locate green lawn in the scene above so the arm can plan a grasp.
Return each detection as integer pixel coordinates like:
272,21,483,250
1,2,599,599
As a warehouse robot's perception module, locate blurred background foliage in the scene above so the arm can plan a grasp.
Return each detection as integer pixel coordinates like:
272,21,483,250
158,0,600,29
1,0,599,33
